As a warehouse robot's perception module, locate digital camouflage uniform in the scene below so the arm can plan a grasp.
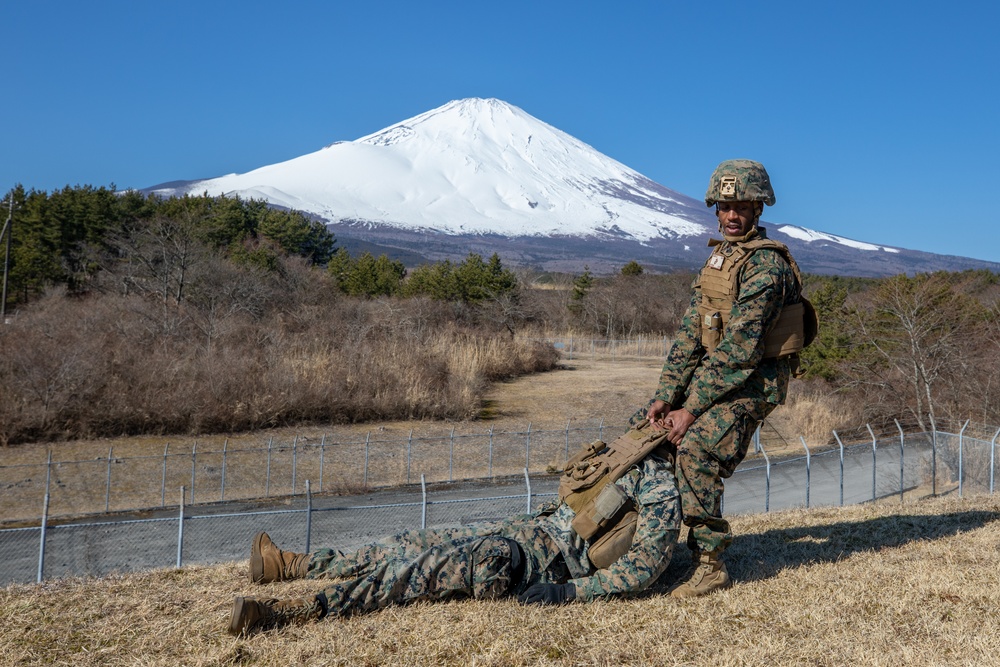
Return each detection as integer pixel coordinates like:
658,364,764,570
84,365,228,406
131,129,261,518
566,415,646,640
301,454,679,617
630,226,799,556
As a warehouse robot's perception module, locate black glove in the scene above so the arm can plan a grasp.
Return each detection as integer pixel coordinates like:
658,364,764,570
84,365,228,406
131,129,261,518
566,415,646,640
517,582,576,605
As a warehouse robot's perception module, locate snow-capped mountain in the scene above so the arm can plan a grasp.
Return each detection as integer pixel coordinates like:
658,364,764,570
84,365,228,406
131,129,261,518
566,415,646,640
147,98,999,277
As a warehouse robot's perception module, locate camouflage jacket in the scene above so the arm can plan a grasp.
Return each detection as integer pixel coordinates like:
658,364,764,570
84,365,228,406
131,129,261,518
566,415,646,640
655,233,800,416
537,454,680,602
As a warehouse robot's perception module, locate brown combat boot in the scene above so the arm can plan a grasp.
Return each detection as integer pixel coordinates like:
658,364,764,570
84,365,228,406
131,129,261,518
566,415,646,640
228,594,327,635
249,532,310,584
669,550,731,598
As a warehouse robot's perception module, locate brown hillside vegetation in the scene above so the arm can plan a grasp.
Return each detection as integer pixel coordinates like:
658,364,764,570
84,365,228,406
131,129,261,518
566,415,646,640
4,494,998,667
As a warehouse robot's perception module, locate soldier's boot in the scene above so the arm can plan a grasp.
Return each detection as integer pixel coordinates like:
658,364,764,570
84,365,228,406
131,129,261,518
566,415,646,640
249,531,310,584
669,550,731,599
228,594,328,635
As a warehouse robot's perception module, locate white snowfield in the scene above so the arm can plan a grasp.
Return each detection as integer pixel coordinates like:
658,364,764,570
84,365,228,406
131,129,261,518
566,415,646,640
775,225,899,253
152,97,897,255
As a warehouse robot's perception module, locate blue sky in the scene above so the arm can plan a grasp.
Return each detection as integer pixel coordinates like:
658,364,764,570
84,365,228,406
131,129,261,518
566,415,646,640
3,1,998,263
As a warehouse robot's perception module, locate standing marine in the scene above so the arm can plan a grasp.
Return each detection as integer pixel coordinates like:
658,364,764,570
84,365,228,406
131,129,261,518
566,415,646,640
638,159,815,598
229,422,680,634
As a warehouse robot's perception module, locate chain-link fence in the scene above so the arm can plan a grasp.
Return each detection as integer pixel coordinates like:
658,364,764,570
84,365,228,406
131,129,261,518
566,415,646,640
2,421,996,586
525,336,674,362
0,420,612,524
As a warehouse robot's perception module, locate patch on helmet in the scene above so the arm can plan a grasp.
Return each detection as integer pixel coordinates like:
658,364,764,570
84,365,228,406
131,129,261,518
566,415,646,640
719,175,737,198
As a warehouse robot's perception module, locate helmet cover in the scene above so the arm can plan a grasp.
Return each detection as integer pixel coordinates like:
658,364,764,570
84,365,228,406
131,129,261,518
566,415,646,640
705,159,776,207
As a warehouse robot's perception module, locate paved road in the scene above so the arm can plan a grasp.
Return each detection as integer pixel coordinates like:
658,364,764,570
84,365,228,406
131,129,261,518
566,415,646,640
0,440,939,586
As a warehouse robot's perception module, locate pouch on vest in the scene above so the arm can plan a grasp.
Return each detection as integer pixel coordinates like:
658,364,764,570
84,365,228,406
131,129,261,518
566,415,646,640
702,311,723,353
571,480,628,541
588,510,638,569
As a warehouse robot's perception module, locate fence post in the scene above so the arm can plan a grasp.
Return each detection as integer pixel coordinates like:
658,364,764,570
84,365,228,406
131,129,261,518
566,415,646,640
524,468,532,514
190,443,197,505
319,434,326,493
894,419,905,504
161,444,169,507
449,427,455,482
44,450,52,506
525,423,532,471
833,430,845,506
305,480,312,554
930,416,937,496
753,422,762,454
565,419,571,461
105,446,114,513
991,427,1000,495
800,437,811,509
599,417,605,443
958,420,969,498
759,442,771,513
177,486,185,568
37,490,49,584
364,432,370,490
867,424,877,502
221,439,228,502
488,425,494,480
265,437,273,498
407,430,413,485
420,474,427,529
292,436,298,495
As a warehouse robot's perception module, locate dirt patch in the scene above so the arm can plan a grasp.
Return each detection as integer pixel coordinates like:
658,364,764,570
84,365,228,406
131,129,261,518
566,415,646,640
477,358,661,426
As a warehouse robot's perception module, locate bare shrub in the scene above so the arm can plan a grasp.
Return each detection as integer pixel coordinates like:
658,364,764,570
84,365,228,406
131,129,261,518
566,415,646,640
0,283,560,445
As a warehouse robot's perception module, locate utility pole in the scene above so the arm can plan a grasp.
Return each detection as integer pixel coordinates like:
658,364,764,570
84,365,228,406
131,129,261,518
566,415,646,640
1,192,13,321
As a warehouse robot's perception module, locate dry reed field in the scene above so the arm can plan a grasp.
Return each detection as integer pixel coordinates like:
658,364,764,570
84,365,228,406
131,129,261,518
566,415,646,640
3,493,998,666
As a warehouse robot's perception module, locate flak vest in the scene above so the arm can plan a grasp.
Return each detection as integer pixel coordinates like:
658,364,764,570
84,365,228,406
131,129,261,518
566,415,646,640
697,238,810,359
556,421,672,570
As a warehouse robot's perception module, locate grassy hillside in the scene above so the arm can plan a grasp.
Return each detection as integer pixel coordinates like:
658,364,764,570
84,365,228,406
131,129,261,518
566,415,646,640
4,493,998,666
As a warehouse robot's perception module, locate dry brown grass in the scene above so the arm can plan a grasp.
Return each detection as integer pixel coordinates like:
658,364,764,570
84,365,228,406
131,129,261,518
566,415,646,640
3,493,998,666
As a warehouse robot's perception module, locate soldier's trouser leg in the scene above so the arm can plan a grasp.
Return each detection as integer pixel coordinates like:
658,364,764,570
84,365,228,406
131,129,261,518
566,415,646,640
315,535,524,617
675,398,770,556
307,516,537,580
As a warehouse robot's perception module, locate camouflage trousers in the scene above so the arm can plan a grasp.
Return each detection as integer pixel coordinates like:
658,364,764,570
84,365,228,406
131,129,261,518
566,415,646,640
628,396,772,555
306,515,568,617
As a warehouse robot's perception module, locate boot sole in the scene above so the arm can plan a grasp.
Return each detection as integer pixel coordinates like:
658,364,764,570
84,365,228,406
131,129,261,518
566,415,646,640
249,532,268,583
230,596,249,635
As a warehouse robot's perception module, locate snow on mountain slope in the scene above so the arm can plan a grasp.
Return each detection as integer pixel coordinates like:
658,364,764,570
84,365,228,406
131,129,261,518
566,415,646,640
144,97,1000,276
149,98,709,240
775,225,899,253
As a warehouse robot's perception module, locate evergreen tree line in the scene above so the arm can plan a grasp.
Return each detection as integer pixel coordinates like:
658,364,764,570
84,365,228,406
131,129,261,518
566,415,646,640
1,185,335,306
0,185,522,310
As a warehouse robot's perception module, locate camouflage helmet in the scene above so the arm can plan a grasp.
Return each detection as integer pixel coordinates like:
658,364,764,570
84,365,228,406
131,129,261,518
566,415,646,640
704,159,776,207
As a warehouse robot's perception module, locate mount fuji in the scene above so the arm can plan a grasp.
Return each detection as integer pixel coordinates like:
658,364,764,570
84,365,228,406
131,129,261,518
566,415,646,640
147,98,998,277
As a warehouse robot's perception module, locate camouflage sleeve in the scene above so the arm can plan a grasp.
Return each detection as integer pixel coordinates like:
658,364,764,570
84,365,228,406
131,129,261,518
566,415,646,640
682,249,794,417
571,457,680,602
653,281,704,407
